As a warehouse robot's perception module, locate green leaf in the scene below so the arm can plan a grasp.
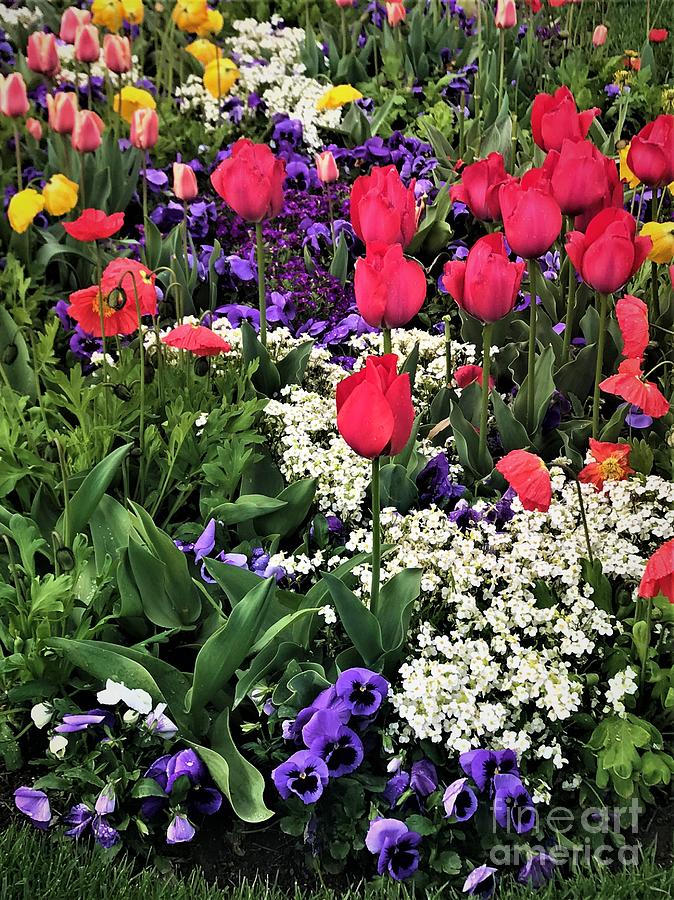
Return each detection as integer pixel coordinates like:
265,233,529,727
491,390,530,452
240,321,280,396
324,572,383,667
253,479,316,539
629,439,654,476
329,232,349,284
59,444,132,545
377,569,422,657
449,400,492,477
379,463,418,514
277,341,314,387
89,495,131,573
210,494,287,526
581,558,613,614
0,307,35,399
512,344,556,434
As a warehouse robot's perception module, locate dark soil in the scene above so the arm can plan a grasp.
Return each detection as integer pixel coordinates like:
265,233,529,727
640,799,674,867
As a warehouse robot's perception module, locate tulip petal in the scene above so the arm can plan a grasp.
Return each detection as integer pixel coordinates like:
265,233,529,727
337,380,395,459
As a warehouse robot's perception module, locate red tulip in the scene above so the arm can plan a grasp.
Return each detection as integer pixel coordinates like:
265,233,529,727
25,117,43,141
442,233,525,323
60,7,92,44
565,208,651,294
592,25,608,47
336,355,414,459
495,449,551,512
524,0,542,11
649,28,668,43
103,34,132,75
495,0,516,28
27,33,60,77
71,109,104,152
531,86,600,153
315,150,339,184
616,294,649,361
354,241,427,328
47,92,78,134
639,539,674,603
578,439,633,491
572,150,623,232
211,138,285,223
599,357,669,417
350,165,417,248
173,162,198,201
499,171,562,259
449,152,514,222
162,324,231,357
544,139,614,217
454,364,495,390
626,115,674,187
130,108,158,150
0,73,29,118
63,208,124,241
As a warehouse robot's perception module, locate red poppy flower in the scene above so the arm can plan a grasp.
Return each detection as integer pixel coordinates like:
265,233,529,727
599,358,670,418
649,28,668,43
454,364,495,390
495,449,551,512
63,208,125,241
578,439,634,491
639,539,674,603
615,294,649,361
67,258,156,337
162,323,231,357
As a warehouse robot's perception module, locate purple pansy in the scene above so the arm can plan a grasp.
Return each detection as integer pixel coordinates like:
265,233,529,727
54,709,115,733
14,787,51,829
334,668,389,717
272,749,330,804
442,778,478,822
463,864,498,897
365,818,422,881
301,710,364,778
459,749,519,793
410,759,438,797
493,774,537,834
518,852,556,887
167,815,196,844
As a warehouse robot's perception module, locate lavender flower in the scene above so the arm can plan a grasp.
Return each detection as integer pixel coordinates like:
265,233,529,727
365,819,422,881
442,778,478,822
462,864,497,896
167,815,195,844
410,759,438,797
165,749,206,791
382,771,411,808
493,774,536,834
64,803,94,839
416,453,466,508
272,750,330,804
459,749,519,793
54,709,115,734
14,787,51,829
94,785,116,816
334,668,389,717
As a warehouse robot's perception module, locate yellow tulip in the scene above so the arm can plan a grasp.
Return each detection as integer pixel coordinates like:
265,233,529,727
185,39,221,67
203,58,239,99
316,84,363,111
121,0,145,25
195,7,223,37
640,221,674,264
619,144,640,189
172,0,208,32
92,0,124,32
113,85,156,122
8,188,45,234
42,174,79,217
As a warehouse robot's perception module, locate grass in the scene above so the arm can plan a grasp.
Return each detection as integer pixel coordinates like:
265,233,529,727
1,825,674,900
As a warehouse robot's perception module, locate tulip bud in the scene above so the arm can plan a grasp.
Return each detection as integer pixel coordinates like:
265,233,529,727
334,0,354,5
0,73,29,118
386,1,406,26
71,109,104,153
60,7,92,44
74,24,100,64
173,162,198,200
495,0,516,28
103,34,132,75
47,92,79,134
27,33,60,78
130,107,158,150
26,117,43,141
315,150,339,184
592,24,608,47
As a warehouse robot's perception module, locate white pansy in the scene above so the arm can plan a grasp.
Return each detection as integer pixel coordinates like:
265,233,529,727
49,734,68,758
97,679,153,714
30,702,53,729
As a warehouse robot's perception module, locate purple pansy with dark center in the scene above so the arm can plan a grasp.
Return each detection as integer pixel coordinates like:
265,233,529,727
167,815,196,844
282,686,350,744
272,749,330,804
462,864,498,897
493,774,536,834
365,818,422,881
382,771,411,808
334,668,389,717
416,453,466,508
14,787,51,829
459,749,519,793
517,851,556,887
301,710,364,778
54,709,115,734
442,777,478,822
410,759,438,797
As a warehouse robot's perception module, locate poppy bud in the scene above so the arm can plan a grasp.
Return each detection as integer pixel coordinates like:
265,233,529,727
194,356,210,376
113,383,132,401
106,287,126,311
55,546,76,571
143,362,155,384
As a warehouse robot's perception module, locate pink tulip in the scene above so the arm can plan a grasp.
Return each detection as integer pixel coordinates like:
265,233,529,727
386,1,406,26
315,150,339,184
130,108,158,150
173,163,198,201
593,24,608,47
60,7,92,44
26,117,43,141
27,33,60,77
71,109,104,152
47,92,78,134
103,34,132,75
0,73,29,118
495,0,517,28
74,24,100,64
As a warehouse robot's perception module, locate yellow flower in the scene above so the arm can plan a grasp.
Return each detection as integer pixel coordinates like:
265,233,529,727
42,174,79,217
316,84,363,111
195,7,223,37
619,144,640,189
113,85,156,122
171,0,208,32
203,58,239,98
92,0,124,31
185,38,221,67
121,0,145,24
640,221,674,264
8,188,45,234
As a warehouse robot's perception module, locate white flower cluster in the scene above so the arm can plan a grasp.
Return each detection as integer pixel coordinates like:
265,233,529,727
604,665,639,717
0,2,42,31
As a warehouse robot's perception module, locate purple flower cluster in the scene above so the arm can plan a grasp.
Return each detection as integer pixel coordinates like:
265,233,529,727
175,518,285,584
273,668,389,803
64,785,120,849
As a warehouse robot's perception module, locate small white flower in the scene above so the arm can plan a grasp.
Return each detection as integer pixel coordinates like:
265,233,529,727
30,702,53,729
49,734,68,758
318,604,337,625
97,679,153,714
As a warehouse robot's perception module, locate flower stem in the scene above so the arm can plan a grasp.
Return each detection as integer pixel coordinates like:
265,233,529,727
370,455,381,617
562,216,576,365
444,314,452,385
13,123,22,190
639,597,652,693
497,29,505,106
527,259,538,433
55,437,70,546
478,322,493,463
574,477,594,565
592,291,610,439
255,222,267,347
383,328,392,355
340,7,347,54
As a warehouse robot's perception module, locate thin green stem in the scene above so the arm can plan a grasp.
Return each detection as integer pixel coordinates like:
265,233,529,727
93,241,109,423
640,598,652,692
383,328,392,355
370,455,381,617
497,29,505,105
527,260,538,433
255,222,267,347
478,322,493,463
13,123,22,190
574,478,594,565
562,239,577,365
444,315,452,385
592,292,610,438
